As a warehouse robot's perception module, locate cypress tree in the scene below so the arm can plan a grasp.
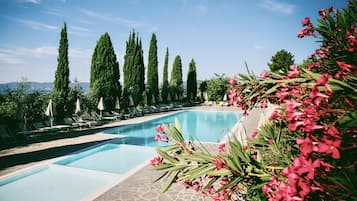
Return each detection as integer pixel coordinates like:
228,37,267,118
187,59,197,101
53,22,70,119
123,31,145,106
170,55,183,101
146,33,159,104
89,32,121,110
161,48,169,103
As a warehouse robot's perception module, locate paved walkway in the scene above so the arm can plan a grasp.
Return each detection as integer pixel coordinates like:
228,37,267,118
94,144,220,201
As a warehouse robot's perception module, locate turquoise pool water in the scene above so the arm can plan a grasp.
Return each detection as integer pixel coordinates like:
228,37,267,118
55,144,156,174
0,110,241,201
105,110,241,145
0,165,120,201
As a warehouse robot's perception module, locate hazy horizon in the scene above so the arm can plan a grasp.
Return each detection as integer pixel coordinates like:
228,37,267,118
0,0,347,83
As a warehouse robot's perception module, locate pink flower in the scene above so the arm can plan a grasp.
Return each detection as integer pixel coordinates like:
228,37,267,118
183,180,192,189
150,156,163,166
326,125,339,137
218,143,225,153
243,110,248,117
296,137,314,156
336,61,352,72
287,65,300,78
154,134,169,142
214,157,224,170
268,139,274,144
154,135,161,141
288,121,304,132
251,130,258,138
344,97,353,107
192,181,201,192
315,73,332,93
302,17,311,26
156,124,165,134
322,137,341,159
229,77,236,85
269,110,281,120
261,101,268,108
319,8,327,20
260,70,269,78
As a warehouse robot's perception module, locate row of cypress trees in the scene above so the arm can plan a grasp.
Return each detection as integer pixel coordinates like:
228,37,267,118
53,22,197,117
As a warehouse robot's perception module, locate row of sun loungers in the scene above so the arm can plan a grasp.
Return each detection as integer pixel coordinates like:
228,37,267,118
0,103,187,149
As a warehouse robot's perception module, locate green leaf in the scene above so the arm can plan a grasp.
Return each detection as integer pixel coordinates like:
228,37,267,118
203,177,219,189
156,148,178,164
162,170,179,193
207,168,232,176
227,156,243,173
181,154,211,163
182,164,215,180
216,177,243,193
164,164,187,172
153,171,169,183
153,163,173,170
174,117,182,133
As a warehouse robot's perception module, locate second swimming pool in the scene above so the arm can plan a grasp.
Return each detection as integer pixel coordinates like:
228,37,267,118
104,110,242,145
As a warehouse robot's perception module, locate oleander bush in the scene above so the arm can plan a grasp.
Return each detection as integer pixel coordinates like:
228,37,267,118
151,1,357,200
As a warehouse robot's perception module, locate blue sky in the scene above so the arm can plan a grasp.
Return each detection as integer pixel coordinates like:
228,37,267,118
0,0,348,83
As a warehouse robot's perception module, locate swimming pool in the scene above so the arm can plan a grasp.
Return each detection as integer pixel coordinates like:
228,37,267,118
0,164,120,201
105,110,242,145
0,110,241,201
55,144,156,174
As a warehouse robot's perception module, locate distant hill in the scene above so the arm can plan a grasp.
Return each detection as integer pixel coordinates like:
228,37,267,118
0,82,90,94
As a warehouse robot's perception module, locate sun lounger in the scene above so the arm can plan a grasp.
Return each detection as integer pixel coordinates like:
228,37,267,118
31,122,60,132
64,118,89,128
74,116,100,127
103,112,119,121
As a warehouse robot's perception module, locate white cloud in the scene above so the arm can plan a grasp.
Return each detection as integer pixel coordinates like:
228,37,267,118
18,46,58,57
0,46,93,65
258,0,295,15
69,48,92,59
17,19,59,31
68,25,90,37
79,19,95,25
80,8,142,28
43,8,62,16
17,0,41,4
0,50,25,64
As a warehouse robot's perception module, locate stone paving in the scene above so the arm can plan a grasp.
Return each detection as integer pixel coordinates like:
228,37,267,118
94,144,220,201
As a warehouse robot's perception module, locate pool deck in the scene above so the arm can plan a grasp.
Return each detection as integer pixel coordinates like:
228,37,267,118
0,105,271,201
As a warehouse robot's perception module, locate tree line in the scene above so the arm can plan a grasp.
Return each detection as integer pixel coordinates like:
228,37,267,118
53,23,198,119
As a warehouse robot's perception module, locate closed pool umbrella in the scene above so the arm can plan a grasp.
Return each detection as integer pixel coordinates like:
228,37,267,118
115,97,120,110
45,99,53,127
167,93,172,102
129,95,135,107
204,92,208,101
158,93,163,102
223,93,227,102
151,94,156,105
142,91,147,105
97,97,104,117
75,98,81,114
